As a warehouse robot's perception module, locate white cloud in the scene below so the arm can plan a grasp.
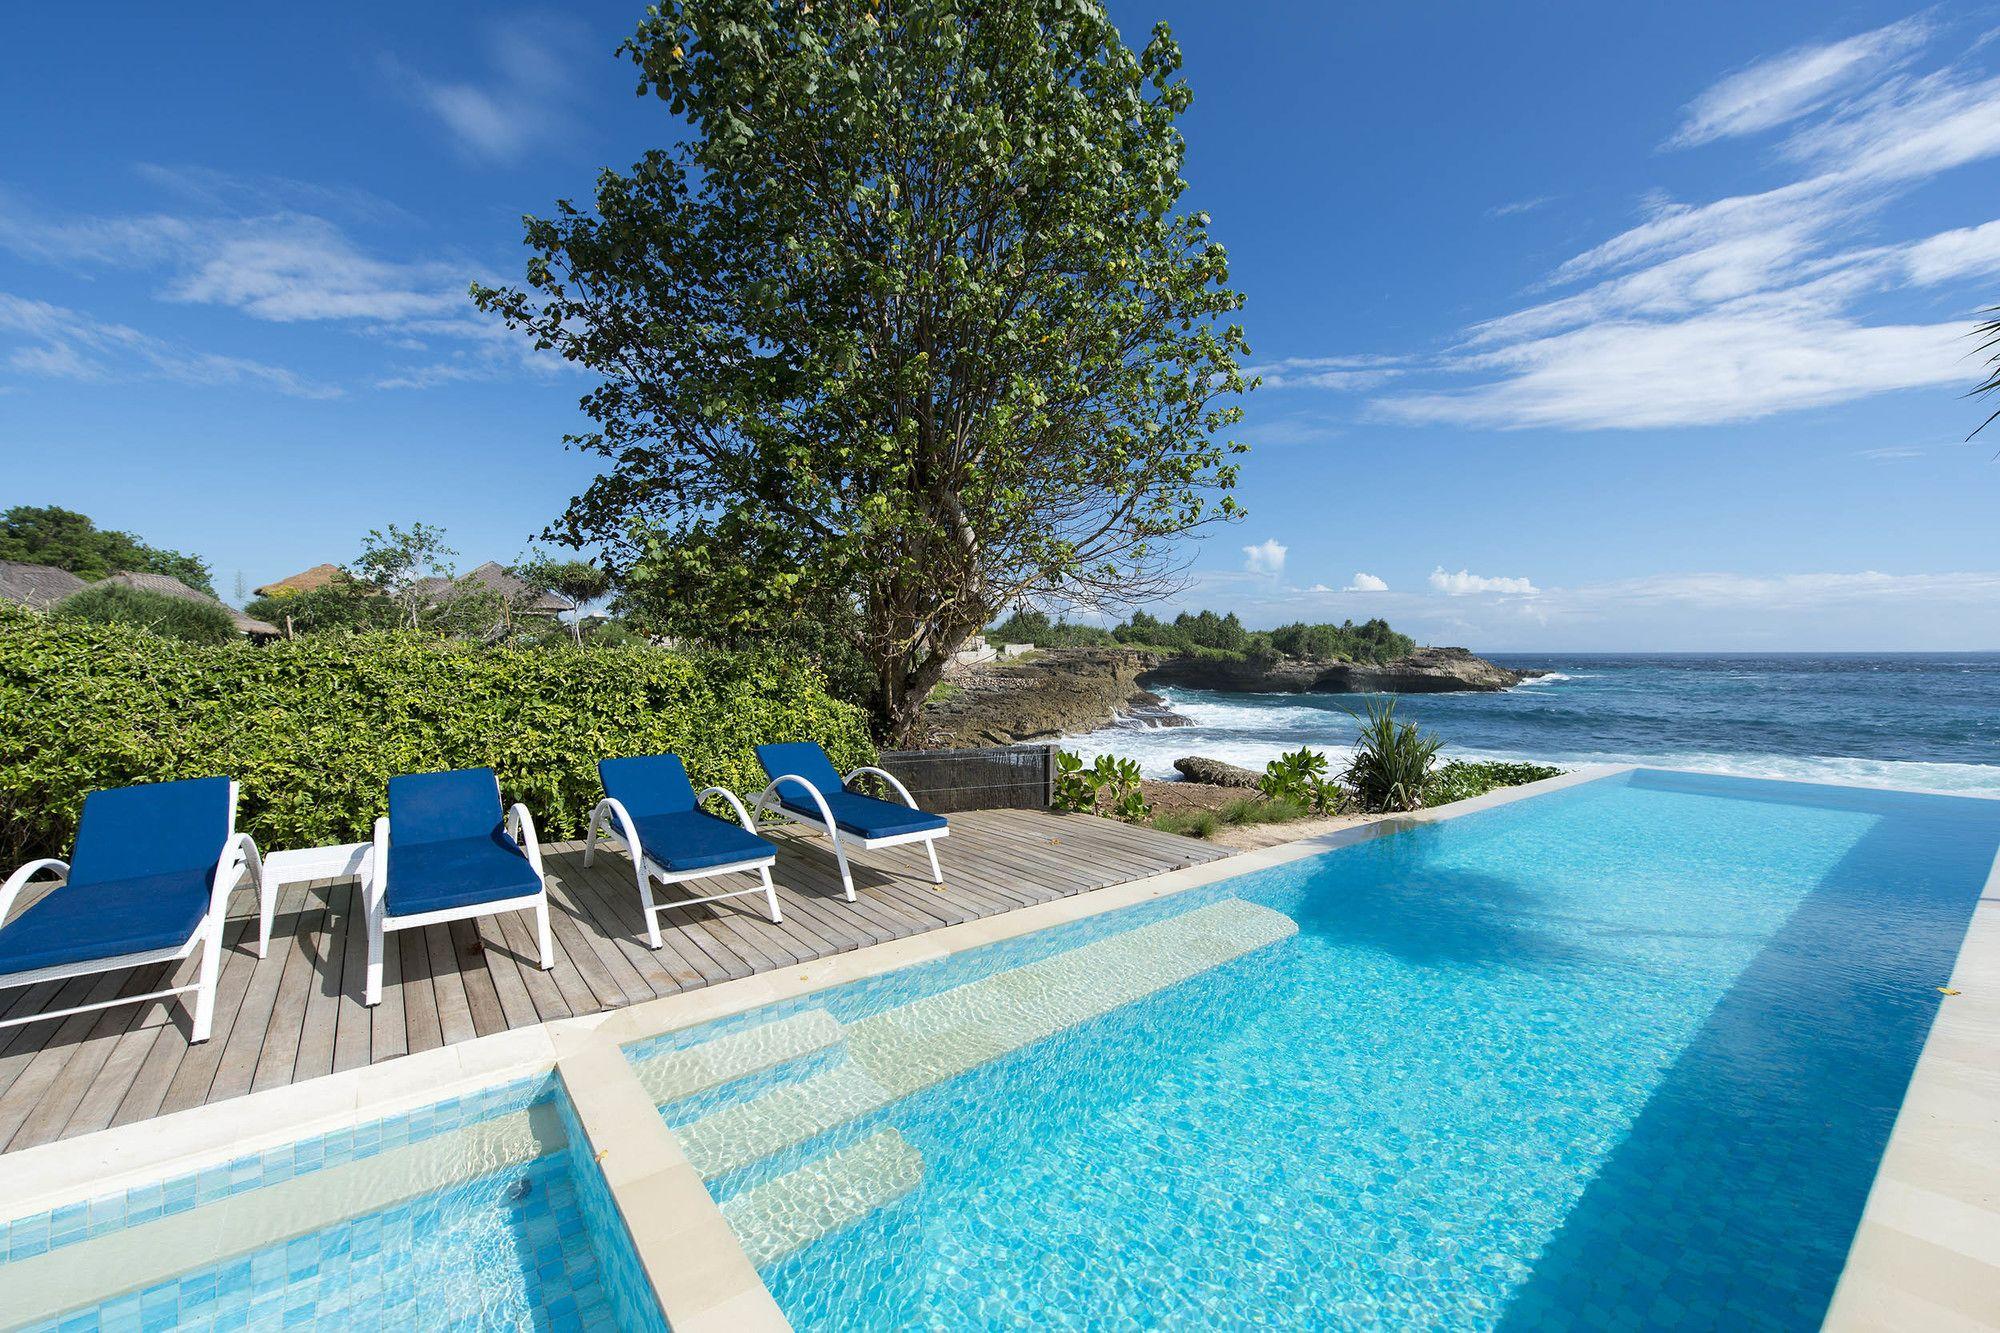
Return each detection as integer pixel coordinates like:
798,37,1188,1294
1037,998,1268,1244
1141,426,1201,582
1247,355,1406,391
383,16,585,164
1855,444,1926,460
1242,539,1288,575
1902,217,2000,284
1356,26,2000,431
1429,566,1539,596
0,172,554,395
162,215,469,323
1668,17,1931,148
1388,308,1966,430
1344,572,1389,592
0,291,337,398
1490,196,1553,217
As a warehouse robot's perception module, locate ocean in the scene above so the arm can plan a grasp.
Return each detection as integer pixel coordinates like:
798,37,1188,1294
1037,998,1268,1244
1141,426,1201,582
1065,653,2000,798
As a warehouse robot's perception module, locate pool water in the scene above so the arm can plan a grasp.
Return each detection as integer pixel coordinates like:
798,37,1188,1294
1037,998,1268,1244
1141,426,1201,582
0,1079,664,1333
640,770,2000,1331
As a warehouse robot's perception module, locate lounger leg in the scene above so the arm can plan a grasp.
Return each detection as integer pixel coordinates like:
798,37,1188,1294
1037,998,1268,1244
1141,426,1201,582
638,866,663,950
257,873,274,960
190,913,225,1043
760,865,783,924
365,899,385,1007
829,833,855,902
924,837,943,885
583,807,601,868
535,898,554,971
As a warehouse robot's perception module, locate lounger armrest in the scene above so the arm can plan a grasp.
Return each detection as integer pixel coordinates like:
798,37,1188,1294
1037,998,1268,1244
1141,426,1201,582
0,858,69,927
589,797,641,854
369,816,390,912
696,786,760,833
205,831,263,921
844,766,921,810
506,803,548,883
755,774,839,831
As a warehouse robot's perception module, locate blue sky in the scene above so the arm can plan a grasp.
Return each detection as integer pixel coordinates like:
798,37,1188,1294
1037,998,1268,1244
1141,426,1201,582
2,2,1996,649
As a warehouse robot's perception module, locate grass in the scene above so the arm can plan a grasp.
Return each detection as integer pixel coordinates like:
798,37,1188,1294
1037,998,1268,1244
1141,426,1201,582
925,681,966,704
1151,795,1311,839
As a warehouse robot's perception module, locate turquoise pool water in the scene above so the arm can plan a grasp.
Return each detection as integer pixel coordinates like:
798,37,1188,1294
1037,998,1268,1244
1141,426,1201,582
0,1078,664,1332
640,770,2000,1331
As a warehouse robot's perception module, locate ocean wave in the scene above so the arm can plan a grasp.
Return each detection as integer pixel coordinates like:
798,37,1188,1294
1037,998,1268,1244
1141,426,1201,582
1059,728,2000,798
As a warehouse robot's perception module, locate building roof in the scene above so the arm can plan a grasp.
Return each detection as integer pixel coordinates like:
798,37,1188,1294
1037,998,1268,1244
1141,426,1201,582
252,563,347,597
412,561,573,615
99,571,282,639
0,561,88,611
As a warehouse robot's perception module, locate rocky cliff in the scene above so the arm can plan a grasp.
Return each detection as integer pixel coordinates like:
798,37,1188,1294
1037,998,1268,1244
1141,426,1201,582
912,645,1538,749
913,647,1168,748
1139,646,1535,694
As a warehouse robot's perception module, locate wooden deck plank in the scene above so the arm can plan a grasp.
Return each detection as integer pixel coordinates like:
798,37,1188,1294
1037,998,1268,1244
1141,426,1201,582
0,811,1222,1154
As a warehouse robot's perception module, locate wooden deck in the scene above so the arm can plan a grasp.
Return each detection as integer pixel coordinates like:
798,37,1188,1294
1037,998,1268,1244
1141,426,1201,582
0,810,1226,1155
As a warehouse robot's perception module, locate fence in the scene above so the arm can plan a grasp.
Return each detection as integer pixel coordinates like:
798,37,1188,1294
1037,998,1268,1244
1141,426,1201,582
878,744,1058,813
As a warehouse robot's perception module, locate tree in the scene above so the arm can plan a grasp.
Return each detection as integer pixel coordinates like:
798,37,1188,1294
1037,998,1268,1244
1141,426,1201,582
244,575,400,639
0,505,216,596
474,0,1250,742
346,523,458,631
1973,307,1999,438
513,551,613,645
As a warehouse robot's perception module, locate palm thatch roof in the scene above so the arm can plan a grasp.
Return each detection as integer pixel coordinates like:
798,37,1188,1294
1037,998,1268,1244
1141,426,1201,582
252,563,347,597
0,561,88,611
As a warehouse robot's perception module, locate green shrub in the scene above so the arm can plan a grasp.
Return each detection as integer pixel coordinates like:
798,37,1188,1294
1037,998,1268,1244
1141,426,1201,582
54,583,238,645
1343,697,1442,812
1257,747,1344,814
0,605,872,862
1425,760,1562,806
1218,794,1313,826
1050,750,1150,821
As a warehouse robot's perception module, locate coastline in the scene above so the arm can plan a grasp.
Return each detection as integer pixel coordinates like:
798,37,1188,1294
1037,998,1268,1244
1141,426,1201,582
1065,652,2000,800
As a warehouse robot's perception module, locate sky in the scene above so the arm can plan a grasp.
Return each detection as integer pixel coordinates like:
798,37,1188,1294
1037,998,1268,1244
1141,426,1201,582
1,2,1996,650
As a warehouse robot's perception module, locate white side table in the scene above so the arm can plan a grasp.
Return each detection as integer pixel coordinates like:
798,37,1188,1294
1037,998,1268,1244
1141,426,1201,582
257,842,371,958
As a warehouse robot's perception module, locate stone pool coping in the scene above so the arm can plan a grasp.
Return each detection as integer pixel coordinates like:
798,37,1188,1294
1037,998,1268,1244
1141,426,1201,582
1,762,1991,1330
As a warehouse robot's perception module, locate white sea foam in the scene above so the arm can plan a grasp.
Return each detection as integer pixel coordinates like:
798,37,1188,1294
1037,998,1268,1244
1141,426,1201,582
1063,722,2000,798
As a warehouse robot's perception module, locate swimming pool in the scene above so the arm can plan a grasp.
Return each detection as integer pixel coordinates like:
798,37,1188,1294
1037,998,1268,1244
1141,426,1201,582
0,1075,664,1332
627,769,2000,1330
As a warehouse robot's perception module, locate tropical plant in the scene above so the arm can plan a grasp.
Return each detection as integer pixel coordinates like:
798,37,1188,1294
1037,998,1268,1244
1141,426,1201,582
52,582,236,645
244,573,401,638
1257,747,1343,814
472,0,1252,743
1424,760,1562,806
1342,698,1442,813
1050,750,1151,821
0,504,216,596
1973,306,1999,438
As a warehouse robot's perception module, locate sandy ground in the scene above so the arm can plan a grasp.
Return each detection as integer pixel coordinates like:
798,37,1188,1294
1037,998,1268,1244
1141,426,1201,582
1138,779,1390,853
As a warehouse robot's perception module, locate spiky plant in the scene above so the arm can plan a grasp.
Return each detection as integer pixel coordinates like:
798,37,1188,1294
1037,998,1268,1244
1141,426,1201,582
1343,697,1442,813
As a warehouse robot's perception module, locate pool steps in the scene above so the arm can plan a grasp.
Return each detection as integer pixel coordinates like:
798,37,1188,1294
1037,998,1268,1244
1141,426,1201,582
639,899,1298,1261
2,1102,566,1326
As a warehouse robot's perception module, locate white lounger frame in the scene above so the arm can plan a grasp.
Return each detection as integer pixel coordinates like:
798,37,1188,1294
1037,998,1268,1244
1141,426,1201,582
363,780,552,1007
752,766,946,902
0,780,263,1044
584,788,781,946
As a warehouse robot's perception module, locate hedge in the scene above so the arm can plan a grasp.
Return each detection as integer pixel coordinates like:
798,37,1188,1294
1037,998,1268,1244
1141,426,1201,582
0,605,874,863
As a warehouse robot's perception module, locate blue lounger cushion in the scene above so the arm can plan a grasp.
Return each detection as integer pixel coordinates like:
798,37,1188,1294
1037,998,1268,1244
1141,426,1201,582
630,811,775,873
599,755,700,817
753,742,947,840
0,869,214,974
0,776,233,976
385,768,541,918
385,831,541,917
792,790,947,840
